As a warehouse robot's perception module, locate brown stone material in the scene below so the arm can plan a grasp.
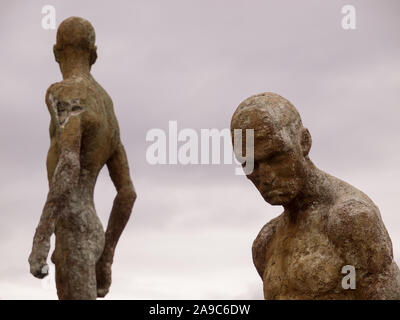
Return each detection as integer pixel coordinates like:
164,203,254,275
231,92,400,299
28,17,137,299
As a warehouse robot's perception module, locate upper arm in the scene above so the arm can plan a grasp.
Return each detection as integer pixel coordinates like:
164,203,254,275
107,143,136,197
45,86,83,189
327,199,393,274
252,216,279,278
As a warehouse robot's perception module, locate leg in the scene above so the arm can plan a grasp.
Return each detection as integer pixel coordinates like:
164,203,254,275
54,242,98,300
54,227,104,300
53,203,105,300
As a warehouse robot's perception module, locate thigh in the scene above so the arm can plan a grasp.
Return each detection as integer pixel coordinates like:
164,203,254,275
54,233,98,300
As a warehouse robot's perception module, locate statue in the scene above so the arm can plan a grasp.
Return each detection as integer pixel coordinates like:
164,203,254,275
28,17,137,300
231,92,400,299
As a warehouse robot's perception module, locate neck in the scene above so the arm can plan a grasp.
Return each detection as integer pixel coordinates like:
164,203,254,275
283,159,332,219
58,49,91,79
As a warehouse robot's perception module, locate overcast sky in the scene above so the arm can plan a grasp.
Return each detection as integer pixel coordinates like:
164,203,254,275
0,0,399,299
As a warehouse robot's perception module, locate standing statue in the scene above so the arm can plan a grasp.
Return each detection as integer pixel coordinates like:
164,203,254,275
231,92,400,299
28,17,137,300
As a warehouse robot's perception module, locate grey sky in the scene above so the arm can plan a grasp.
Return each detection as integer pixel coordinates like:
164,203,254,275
0,0,399,299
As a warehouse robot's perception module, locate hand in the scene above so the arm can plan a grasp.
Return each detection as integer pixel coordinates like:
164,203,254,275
96,255,112,298
29,253,49,279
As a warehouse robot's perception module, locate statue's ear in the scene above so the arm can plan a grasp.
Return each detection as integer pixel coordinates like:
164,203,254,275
53,44,60,63
300,127,312,156
89,45,97,66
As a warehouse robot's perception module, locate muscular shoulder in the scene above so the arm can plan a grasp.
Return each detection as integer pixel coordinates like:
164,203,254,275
45,78,100,128
252,214,281,278
327,197,393,273
253,215,280,250
46,76,94,98
46,77,98,106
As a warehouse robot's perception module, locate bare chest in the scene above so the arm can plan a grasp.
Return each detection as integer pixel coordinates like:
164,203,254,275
263,216,345,299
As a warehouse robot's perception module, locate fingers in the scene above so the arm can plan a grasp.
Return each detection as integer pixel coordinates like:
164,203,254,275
97,287,109,298
30,263,49,279
96,275,111,298
96,264,112,298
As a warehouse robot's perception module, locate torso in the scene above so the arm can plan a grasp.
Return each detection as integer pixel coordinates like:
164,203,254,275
46,74,120,261
258,176,400,299
263,206,350,299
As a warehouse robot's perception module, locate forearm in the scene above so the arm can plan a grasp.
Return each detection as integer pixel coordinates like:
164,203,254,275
29,199,56,263
30,150,80,260
103,185,136,260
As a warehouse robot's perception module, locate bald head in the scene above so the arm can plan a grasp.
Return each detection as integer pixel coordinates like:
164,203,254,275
232,92,303,141
53,17,97,65
231,93,312,154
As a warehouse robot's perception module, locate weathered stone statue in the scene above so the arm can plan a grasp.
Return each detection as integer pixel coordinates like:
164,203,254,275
28,17,137,299
231,92,400,299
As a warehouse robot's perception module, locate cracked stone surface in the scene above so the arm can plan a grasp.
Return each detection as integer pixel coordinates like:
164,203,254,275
231,92,400,299
28,17,137,300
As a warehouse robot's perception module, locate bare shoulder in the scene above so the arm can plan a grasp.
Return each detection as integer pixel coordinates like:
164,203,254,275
252,214,282,278
327,196,387,245
253,214,281,250
327,195,393,273
45,78,101,128
46,77,94,100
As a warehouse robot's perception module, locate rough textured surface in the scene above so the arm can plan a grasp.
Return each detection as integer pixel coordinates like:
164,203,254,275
231,92,400,299
28,17,136,300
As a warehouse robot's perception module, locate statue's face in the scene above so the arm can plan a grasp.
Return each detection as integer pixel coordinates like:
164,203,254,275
249,133,305,206
234,110,306,206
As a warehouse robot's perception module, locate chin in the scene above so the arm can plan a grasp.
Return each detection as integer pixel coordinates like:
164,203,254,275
265,199,284,206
